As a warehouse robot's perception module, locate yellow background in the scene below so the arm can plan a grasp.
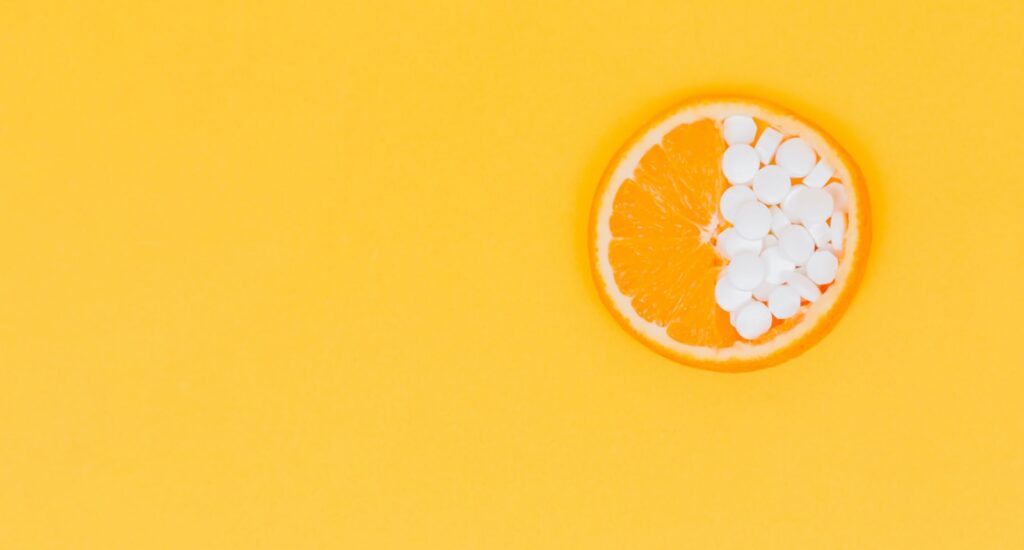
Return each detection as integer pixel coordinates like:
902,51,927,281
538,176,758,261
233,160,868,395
2,1,1023,547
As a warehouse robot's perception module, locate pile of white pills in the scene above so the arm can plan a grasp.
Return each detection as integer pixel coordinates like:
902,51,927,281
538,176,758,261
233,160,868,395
714,115,848,340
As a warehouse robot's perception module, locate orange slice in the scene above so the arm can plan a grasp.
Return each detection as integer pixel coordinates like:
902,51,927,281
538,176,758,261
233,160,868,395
589,95,870,372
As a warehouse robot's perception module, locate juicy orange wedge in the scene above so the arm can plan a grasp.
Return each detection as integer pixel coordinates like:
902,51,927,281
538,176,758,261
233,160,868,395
589,95,870,372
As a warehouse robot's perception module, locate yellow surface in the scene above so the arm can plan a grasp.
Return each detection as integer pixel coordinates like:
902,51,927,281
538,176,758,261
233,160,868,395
1,1,1022,547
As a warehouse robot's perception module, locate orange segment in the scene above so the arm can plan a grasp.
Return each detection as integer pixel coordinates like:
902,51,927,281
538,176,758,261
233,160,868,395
589,95,871,372
608,117,735,348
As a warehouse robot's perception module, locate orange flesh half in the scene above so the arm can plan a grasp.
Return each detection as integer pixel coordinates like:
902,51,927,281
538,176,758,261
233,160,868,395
590,96,870,372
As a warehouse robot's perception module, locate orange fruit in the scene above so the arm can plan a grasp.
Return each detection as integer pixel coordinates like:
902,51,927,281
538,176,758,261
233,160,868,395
589,95,870,372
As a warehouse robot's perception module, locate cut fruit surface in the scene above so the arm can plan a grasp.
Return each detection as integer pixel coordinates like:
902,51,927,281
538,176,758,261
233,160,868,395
589,95,870,372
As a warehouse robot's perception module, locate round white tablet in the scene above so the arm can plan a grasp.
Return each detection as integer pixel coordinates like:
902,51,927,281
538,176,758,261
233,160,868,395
806,250,839,285
770,205,791,233
830,214,846,252
716,227,762,259
723,115,757,145
752,165,792,205
729,300,753,326
753,281,778,302
760,246,796,284
733,201,772,240
715,276,753,312
785,271,822,302
734,301,772,340
794,187,834,225
721,144,760,185
776,224,815,265
726,251,766,291
776,138,816,177
719,185,756,223
781,185,808,222
767,285,801,319
824,182,849,212
807,222,831,248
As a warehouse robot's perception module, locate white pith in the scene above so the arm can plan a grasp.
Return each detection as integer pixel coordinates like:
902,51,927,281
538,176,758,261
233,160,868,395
593,100,863,362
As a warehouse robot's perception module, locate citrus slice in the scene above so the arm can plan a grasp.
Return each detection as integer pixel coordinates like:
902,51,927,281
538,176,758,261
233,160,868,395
589,95,870,372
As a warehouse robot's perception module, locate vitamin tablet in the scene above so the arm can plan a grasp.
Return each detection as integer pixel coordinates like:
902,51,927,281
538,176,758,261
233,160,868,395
734,301,773,339
754,127,784,163
722,144,760,185
733,200,772,240
752,165,792,205
767,285,801,319
776,224,815,265
727,251,766,291
806,250,839,285
776,138,815,177
723,115,757,145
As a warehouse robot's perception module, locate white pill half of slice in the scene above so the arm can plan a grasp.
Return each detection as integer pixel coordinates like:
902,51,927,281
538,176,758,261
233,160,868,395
716,227,763,259
723,115,757,145
727,251,766,291
785,271,822,302
715,276,753,312
734,301,773,340
781,184,808,222
776,224,816,265
767,285,801,319
754,127,784,163
719,185,756,223
722,144,760,185
793,186,834,225
824,182,849,212
753,281,778,302
806,250,839,285
807,222,831,248
760,246,796,284
802,158,834,188
776,138,816,177
733,201,772,240
769,206,791,233
830,214,846,252
752,165,792,205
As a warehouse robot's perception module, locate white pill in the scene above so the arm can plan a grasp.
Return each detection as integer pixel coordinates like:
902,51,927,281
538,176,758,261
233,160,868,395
732,201,771,240
824,182,849,212
723,115,757,145
767,285,801,319
734,301,773,340
806,250,839,285
776,224,815,265
807,222,831,248
769,206,791,233
793,186,834,225
729,299,753,326
753,281,778,302
760,246,796,284
754,127,784,163
715,276,753,312
785,271,821,302
719,185,756,223
776,138,816,177
802,158,834,188
830,213,846,252
751,165,792,205
716,227,763,259
781,184,808,222
763,234,778,248
722,144,760,185
726,251,766,291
